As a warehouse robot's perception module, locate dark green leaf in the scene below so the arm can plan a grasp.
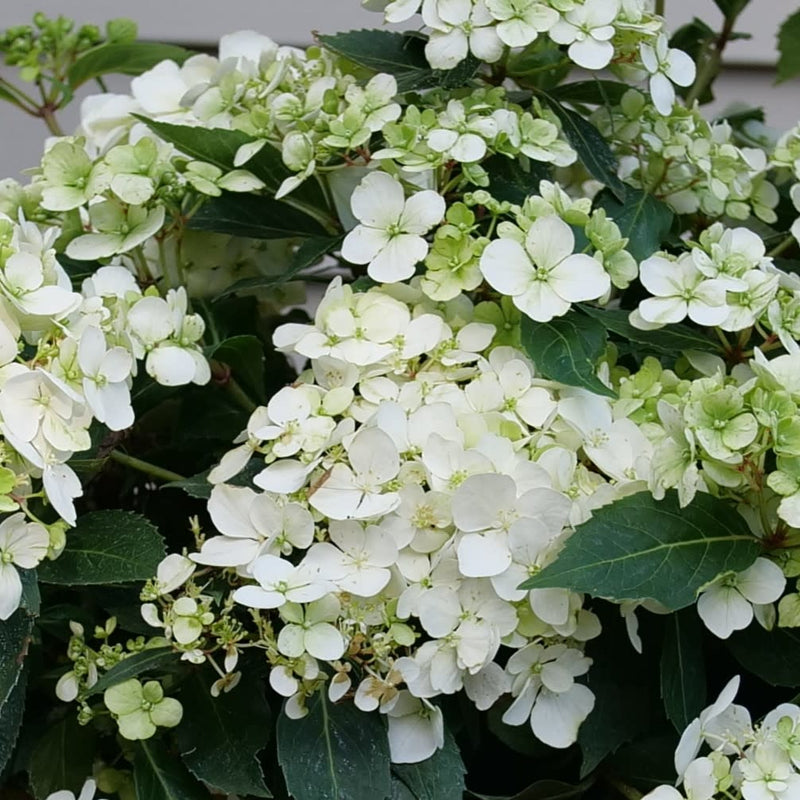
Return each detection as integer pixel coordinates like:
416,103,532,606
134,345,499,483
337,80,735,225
134,739,211,800
661,609,707,731
521,491,761,610
317,30,479,93
578,305,717,355
189,193,328,239
215,233,345,299
594,187,674,262
542,98,626,201
668,19,716,104
68,43,193,90
778,10,800,83
0,595,37,709
392,727,465,800
727,624,800,686
37,510,166,585
176,669,271,797
277,692,391,800
520,312,614,398
393,779,417,800
28,716,96,800
550,81,629,107
209,335,266,401
713,0,751,19
609,735,679,790
0,667,27,777
507,41,571,92
483,155,552,205
163,471,214,500
87,647,177,696
578,605,654,776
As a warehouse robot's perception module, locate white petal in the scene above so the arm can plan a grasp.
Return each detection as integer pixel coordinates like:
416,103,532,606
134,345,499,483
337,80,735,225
367,234,427,283
304,622,346,660
737,558,785,605
399,190,445,234
0,563,22,620
480,238,533,296
530,684,594,748
697,586,752,639
341,225,390,265
457,531,512,577
350,171,405,228
548,254,610,302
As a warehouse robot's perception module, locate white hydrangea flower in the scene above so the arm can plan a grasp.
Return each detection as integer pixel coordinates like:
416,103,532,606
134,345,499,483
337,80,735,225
549,0,620,70
697,558,785,640
485,0,559,48
233,554,331,608
640,34,696,116
422,0,504,70
341,172,445,283
479,215,611,322
45,778,106,800
502,642,594,748
277,595,347,661
386,691,445,763
0,513,49,620
635,254,728,327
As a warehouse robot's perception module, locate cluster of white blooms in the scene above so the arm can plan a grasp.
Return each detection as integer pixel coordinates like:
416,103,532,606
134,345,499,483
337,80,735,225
631,222,800,356
363,0,694,100
646,677,800,800
0,211,208,620
595,90,779,223
139,219,799,760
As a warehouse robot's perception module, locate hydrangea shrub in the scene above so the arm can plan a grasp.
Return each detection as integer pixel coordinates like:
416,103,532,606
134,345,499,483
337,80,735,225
1,3,800,800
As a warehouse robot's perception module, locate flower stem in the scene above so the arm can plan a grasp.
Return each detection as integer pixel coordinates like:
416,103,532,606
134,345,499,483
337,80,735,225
768,235,796,258
109,451,185,483
605,777,643,800
685,10,740,107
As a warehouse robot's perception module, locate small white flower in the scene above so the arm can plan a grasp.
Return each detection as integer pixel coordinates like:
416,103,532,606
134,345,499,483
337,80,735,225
78,326,134,431
485,0,559,48
386,691,445,764
640,34,696,116
422,0,504,70
233,554,331,608
549,0,621,70
480,215,611,322
697,558,785,640
341,172,445,283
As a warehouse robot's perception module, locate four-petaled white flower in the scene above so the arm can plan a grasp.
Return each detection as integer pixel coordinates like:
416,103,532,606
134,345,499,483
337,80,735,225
341,172,445,283
640,34,697,116
480,215,611,322
549,0,620,70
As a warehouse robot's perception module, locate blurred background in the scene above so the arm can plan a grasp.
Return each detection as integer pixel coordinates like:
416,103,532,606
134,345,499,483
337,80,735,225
0,0,797,179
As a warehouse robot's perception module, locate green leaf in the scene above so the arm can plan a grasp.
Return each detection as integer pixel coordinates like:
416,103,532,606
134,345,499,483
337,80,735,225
542,97,626,202
507,41,571,92
483,155,552,205
0,667,27,777
578,604,654,777
521,491,761,610
68,43,193,90
176,669,271,797
661,609,707,731
317,30,479,93
713,0,751,19
37,510,166,586
188,193,328,239
778,10,800,83
28,716,96,800
594,187,674,262
467,778,595,800
550,81,629,107
0,595,37,709
134,739,211,800
215,233,345,299
163,471,214,500
520,312,614,398
578,305,718,355
727,624,800,686
392,727,465,800
87,647,177,696
277,692,391,800
209,335,266,402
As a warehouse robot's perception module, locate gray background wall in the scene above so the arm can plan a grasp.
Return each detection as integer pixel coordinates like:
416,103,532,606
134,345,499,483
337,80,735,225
1,0,798,180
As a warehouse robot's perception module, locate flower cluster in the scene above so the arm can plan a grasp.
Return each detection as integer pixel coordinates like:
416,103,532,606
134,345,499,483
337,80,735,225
646,677,800,800
0,211,208,620
595,90,779,223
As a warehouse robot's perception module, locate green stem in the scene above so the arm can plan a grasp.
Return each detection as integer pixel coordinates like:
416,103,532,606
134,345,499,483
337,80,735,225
605,777,643,800
40,104,64,136
109,450,185,483
655,0,665,15
685,11,739,107
225,376,258,414
768,235,796,258
0,76,40,115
